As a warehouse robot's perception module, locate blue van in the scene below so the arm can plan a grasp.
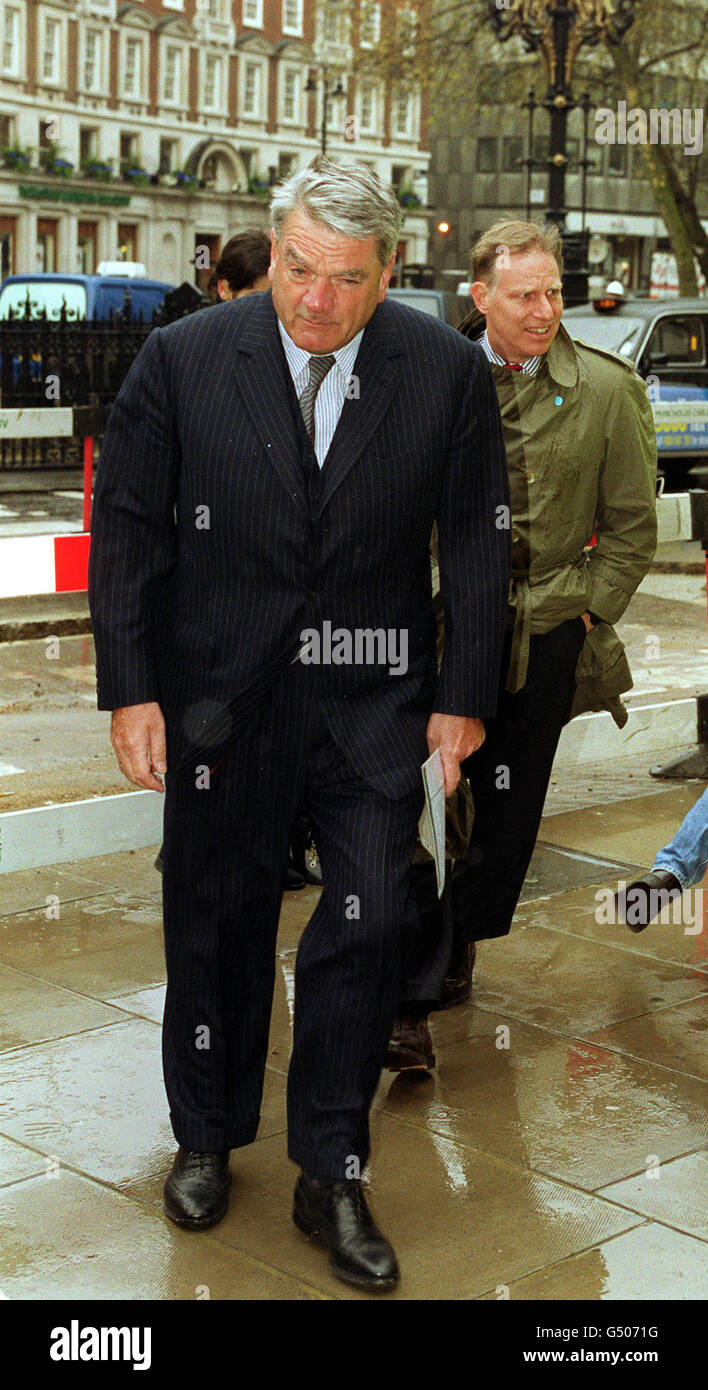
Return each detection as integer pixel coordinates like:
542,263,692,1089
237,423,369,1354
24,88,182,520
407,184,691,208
0,267,175,323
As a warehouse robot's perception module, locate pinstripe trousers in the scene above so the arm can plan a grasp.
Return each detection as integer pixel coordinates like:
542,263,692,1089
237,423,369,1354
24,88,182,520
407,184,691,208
161,657,423,1180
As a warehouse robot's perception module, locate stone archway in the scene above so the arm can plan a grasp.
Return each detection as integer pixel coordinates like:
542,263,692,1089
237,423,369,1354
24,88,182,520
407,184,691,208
187,141,248,193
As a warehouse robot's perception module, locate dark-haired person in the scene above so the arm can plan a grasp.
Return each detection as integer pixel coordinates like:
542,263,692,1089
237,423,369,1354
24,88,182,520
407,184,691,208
388,218,658,1072
211,230,271,300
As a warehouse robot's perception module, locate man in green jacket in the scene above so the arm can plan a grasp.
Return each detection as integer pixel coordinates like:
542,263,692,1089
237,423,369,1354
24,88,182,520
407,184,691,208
387,218,657,1072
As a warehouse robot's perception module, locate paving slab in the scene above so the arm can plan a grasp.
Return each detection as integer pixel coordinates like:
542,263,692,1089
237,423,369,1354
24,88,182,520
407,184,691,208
514,882,708,974
0,1018,287,1189
485,1222,708,1300
540,786,705,865
0,1133,47,1188
379,1021,708,1191
0,961,131,1051
0,892,164,999
586,997,708,1085
597,1149,708,1243
125,1120,643,1302
468,920,708,1035
0,1171,322,1301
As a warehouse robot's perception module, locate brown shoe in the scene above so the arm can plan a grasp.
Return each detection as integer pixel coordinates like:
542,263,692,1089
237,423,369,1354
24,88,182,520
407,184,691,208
440,941,477,1009
615,870,683,932
385,1016,436,1072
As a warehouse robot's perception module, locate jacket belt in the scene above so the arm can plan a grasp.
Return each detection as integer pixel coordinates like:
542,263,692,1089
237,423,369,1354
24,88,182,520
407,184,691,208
506,573,532,694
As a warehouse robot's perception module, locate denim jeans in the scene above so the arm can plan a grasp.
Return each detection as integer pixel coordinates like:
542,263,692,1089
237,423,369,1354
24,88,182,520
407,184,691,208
653,786,708,889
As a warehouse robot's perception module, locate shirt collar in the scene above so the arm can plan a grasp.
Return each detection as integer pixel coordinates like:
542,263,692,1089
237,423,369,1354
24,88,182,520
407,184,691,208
479,329,543,377
277,319,365,383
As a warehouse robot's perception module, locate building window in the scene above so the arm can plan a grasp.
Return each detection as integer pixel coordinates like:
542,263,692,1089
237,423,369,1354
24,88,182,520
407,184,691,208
78,221,98,274
607,143,628,176
397,6,416,56
243,60,263,117
360,2,380,47
278,151,297,178
163,44,183,104
124,36,143,98
282,66,300,122
359,81,377,133
42,15,61,84
204,52,222,110
159,137,178,173
243,0,263,27
79,126,99,164
476,137,498,172
37,218,58,272
282,0,302,34
0,111,15,146
501,135,524,173
1,3,21,76
0,215,16,277
119,130,139,174
117,223,138,262
83,28,102,92
394,90,412,138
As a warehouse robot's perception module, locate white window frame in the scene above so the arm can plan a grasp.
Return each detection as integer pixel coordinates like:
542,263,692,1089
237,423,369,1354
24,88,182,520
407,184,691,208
397,6,417,57
81,25,105,95
161,40,187,108
202,49,225,112
280,63,302,125
40,9,65,87
122,32,146,100
358,80,377,135
241,55,266,119
242,0,263,29
162,0,184,9
282,0,303,37
393,88,412,139
359,1,380,48
1,2,22,78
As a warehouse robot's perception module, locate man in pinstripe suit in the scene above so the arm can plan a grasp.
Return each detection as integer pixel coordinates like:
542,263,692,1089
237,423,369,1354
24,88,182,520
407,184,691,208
89,158,511,1291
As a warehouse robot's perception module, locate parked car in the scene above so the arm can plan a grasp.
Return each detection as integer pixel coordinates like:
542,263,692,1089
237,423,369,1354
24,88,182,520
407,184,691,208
387,286,469,329
564,294,708,479
0,264,176,324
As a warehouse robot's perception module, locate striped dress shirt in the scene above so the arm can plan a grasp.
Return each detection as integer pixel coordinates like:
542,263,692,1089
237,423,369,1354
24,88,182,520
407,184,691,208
278,320,365,465
479,329,543,377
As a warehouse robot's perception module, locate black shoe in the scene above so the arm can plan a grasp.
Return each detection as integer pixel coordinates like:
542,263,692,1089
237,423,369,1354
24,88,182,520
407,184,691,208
163,1146,230,1229
283,863,306,890
440,940,477,1009
385,1016,436,1072
615,870,683,933
293,1174,399,1291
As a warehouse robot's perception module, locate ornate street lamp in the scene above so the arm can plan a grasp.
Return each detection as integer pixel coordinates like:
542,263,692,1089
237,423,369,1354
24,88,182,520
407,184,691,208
487,0,638,301
305,68,346,156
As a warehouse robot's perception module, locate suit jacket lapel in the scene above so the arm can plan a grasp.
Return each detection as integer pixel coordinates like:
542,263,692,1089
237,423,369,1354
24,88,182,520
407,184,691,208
232,293,309,521
316,300,405,519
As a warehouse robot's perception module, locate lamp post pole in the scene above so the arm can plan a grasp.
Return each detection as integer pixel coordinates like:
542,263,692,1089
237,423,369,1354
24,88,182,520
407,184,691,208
305,68,345,156
487,0,638,302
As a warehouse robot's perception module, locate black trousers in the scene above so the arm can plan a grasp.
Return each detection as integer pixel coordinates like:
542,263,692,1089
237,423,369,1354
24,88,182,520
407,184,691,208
161,661,422,1180
402,617,586,1008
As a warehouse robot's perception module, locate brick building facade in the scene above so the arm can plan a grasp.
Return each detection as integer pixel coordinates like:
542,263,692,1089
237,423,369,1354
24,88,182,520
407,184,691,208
0,0,431,285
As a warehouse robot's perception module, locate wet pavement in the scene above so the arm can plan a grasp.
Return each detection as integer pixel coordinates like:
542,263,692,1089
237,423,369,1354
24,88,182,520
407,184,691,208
0,780,706,1301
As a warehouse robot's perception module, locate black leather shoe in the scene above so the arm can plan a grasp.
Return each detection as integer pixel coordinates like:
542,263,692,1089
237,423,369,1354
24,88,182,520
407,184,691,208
163,1146,230,1229
385,1016,436,1072
440,940,477,1009
615,870,683,932
293,1174,399,1291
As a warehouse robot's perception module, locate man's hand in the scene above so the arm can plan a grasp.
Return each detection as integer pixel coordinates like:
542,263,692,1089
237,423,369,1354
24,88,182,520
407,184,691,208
581,611,594,633
426,713,486,797
110,702,167,792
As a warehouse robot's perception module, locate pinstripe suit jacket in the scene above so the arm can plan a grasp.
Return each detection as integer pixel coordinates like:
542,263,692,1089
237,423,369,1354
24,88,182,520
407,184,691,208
88,291,511,798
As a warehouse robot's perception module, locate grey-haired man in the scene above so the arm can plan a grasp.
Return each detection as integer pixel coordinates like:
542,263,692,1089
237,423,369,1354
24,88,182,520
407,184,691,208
89,158,511,1291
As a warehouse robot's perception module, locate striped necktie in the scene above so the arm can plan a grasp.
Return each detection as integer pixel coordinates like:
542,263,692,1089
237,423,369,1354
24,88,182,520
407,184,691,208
299,354,336,450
